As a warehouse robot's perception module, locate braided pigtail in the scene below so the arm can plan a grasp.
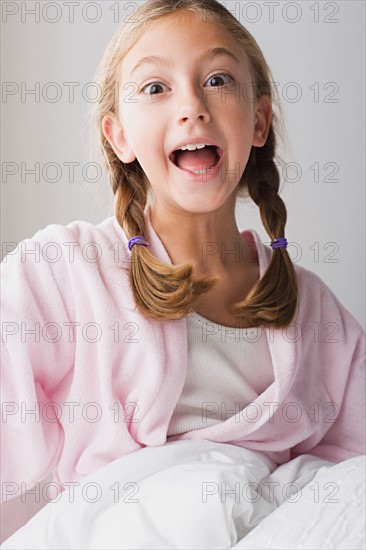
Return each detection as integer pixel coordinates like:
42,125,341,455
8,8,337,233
231,125,299,327
104,139,219,320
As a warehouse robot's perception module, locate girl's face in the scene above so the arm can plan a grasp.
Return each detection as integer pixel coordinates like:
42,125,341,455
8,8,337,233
103,10,271,214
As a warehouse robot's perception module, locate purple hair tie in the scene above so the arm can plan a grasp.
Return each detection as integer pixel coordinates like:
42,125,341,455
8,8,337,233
270,237,288,250
128,236,149,251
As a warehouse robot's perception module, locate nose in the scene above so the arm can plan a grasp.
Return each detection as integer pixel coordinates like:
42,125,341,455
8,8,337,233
176,83,211,125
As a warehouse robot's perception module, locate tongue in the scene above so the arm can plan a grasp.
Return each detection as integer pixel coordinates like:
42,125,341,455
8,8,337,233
175,148,217,171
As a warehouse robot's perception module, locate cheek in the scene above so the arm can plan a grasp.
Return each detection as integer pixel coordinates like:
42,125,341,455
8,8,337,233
216,98,252,127
133,144,164,175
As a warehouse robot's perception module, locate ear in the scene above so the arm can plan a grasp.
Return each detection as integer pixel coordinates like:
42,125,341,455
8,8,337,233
252,95,273,147
102,113,136,163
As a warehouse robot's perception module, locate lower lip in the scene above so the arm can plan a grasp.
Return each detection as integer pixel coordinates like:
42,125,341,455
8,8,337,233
170,153,224,183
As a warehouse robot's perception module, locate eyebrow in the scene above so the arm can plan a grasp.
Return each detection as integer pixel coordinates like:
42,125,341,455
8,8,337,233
130,47,241,77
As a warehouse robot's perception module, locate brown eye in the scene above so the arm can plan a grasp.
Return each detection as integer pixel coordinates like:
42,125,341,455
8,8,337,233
205,73,233,88
141,82,167,95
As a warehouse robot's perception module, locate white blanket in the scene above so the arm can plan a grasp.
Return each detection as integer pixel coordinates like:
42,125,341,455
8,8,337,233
2,440,365,549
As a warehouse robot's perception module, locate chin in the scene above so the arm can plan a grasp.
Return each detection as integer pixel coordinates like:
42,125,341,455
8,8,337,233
174,199,226,215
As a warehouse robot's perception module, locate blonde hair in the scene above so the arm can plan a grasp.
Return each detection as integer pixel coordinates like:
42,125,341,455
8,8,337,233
89,0,298,328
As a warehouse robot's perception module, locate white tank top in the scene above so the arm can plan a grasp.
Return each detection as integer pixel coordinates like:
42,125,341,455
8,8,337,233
167,311,274,436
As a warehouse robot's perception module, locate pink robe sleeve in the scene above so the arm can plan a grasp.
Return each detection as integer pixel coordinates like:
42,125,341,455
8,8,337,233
291,274,366,464
1,229,74,501
305,328,365,462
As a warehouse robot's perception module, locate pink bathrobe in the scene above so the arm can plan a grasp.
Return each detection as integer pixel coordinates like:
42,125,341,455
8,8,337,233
1,205,365,500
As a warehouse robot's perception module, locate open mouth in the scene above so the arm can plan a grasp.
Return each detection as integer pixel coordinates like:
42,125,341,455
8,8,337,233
168,145,223,174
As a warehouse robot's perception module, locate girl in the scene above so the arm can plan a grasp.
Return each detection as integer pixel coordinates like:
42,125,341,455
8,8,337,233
1,0,365,536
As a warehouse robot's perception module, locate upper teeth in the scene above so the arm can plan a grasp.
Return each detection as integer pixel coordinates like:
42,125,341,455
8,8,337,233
179,143,209,151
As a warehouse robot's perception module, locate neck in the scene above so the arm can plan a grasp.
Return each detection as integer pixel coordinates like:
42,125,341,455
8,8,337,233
147,200,257,278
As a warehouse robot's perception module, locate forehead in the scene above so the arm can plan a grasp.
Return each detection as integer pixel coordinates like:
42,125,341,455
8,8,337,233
119,10,250,78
